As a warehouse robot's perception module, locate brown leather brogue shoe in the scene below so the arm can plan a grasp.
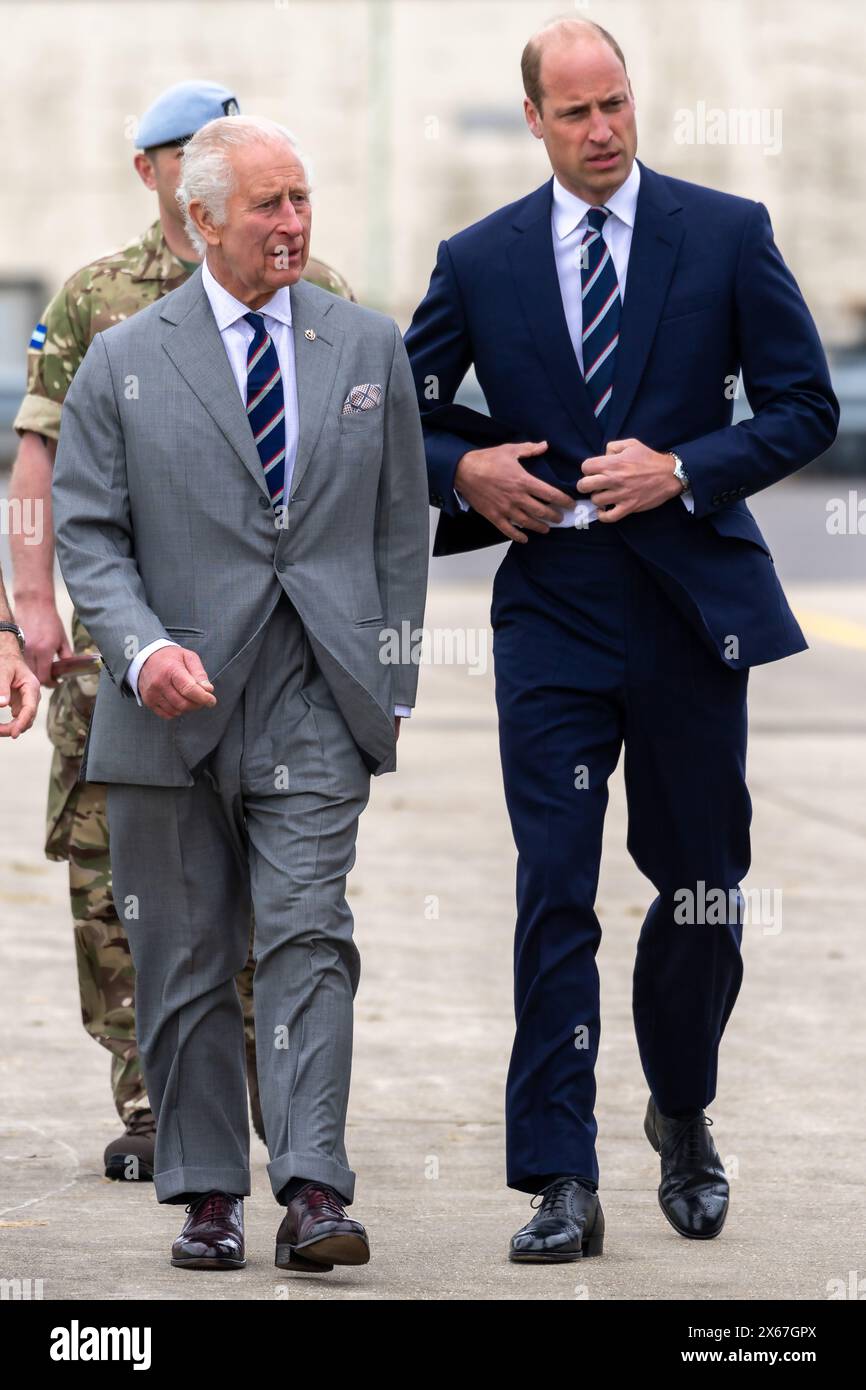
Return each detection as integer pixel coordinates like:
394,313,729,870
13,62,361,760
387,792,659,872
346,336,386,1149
275,1183,369,1271
171,1191,246,1270
103,1109,156,1182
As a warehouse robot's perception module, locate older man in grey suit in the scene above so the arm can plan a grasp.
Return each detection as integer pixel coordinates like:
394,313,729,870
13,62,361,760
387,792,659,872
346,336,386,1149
52,116,429,1273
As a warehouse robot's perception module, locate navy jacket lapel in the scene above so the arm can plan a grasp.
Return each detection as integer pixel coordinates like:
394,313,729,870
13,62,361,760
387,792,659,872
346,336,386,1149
506,179,604,452
604,162,685,441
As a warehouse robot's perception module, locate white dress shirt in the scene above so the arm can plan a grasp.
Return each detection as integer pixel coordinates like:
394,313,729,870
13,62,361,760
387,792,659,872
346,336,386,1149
128,261,410,716
550,161,639,528
456,159,693,527
200,256,301,471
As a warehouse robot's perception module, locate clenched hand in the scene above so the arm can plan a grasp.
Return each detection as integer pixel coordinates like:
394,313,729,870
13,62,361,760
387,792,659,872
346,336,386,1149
578,439,683,521
454,442,574,543
0,641,41,737
138,646,218,721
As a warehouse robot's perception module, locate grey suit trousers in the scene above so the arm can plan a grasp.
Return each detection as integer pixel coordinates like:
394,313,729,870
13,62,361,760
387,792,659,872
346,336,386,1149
106,594,371,1205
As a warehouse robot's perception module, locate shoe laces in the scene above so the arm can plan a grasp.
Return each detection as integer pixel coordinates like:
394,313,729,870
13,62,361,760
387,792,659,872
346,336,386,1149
681,1115,713,1164
303,1184,346,1219
126,1110,155,1137
530,1177,578,1217
186,1191,236,1222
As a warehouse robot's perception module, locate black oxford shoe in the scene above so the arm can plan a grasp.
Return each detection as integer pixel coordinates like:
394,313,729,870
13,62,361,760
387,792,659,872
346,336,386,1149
171,1191,246,1270
509,1177,604,1263
644,1098,729,1239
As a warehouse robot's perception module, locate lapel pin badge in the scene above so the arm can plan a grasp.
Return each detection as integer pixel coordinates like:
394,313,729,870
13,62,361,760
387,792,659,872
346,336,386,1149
304,328,316,341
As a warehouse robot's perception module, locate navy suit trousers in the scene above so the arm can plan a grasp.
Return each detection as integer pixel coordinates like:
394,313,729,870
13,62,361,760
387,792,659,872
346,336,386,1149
491,522,751,1193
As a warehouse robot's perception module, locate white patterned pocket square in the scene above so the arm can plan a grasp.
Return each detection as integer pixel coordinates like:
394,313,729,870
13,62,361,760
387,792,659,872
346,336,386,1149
342,383,383,415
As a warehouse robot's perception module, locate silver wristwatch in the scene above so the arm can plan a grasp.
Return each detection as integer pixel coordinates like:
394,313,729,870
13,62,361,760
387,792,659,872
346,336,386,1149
0,621,25,650
669,452,690,493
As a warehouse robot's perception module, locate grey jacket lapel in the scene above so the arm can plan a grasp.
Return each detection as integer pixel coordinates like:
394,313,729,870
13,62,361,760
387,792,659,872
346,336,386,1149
160,269,271,499
160,270,345,504
288,278,344,499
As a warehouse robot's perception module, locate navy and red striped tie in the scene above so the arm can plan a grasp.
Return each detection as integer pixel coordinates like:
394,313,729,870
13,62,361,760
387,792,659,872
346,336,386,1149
580,207,620,425
244,311,286,507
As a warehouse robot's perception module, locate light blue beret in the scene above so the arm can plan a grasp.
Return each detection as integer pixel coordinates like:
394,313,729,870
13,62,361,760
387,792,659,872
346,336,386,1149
136,80,241,149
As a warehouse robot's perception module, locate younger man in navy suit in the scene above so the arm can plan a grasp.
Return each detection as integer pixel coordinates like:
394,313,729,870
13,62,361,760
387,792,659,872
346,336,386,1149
405,17,837,1261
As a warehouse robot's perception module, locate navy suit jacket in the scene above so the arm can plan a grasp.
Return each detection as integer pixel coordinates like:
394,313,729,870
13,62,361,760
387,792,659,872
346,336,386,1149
404,161,839,668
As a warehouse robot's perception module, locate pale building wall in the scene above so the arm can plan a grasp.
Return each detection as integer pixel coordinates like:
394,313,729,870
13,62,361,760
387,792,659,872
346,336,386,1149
1,0,863,338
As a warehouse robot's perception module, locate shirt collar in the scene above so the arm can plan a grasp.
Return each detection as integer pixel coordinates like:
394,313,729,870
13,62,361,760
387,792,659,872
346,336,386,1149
201,257,293,331
551,158,641,240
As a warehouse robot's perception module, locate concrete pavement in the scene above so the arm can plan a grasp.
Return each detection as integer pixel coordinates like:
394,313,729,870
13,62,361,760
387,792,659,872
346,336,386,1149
1,575,864,1301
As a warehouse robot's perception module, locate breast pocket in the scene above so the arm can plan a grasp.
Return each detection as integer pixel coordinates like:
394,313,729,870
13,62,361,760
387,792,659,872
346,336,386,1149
659,290,725,324
339,404,385,464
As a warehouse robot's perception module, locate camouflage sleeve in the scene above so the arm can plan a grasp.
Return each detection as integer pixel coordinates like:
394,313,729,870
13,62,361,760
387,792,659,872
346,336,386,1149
44,659,102,860
13,274,92,442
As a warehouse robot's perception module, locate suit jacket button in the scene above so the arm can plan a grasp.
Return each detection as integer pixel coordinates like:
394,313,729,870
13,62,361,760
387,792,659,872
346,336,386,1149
258,495,270,509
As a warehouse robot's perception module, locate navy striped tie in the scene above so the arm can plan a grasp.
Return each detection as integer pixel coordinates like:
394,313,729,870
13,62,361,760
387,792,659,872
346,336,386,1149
580,207,620,425
244,311,286,506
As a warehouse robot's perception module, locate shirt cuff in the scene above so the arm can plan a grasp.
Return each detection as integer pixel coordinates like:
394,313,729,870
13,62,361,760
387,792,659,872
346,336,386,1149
394,705,412,718
454,488,470,512
126,638,178,705
680,488,695,514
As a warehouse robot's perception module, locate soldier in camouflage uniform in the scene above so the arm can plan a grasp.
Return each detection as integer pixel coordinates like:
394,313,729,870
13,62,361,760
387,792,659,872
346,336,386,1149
9,81,355,1182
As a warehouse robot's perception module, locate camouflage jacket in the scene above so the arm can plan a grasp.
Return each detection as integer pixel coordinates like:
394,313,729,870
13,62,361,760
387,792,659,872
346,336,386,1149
24,220,355,858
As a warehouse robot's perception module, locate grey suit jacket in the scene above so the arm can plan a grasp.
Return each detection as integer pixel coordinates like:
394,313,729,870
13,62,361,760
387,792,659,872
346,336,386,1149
52,269,429,785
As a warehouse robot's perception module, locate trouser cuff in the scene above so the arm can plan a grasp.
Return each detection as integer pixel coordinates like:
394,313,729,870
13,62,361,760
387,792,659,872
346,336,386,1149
268,1151,356,1206
154,1164,251,1204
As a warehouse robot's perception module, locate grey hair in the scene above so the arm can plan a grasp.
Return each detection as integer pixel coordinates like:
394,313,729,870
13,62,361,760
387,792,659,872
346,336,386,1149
176,115,313,254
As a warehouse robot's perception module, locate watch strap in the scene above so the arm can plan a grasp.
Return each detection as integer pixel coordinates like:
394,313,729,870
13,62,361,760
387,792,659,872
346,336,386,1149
0,621,25,650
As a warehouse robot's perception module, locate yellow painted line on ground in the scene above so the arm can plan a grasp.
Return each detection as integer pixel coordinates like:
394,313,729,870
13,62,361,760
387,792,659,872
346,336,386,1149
795,608,866,651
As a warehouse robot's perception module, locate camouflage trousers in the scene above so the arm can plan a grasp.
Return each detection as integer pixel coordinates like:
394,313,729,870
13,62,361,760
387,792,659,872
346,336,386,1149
46,640,257,1124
